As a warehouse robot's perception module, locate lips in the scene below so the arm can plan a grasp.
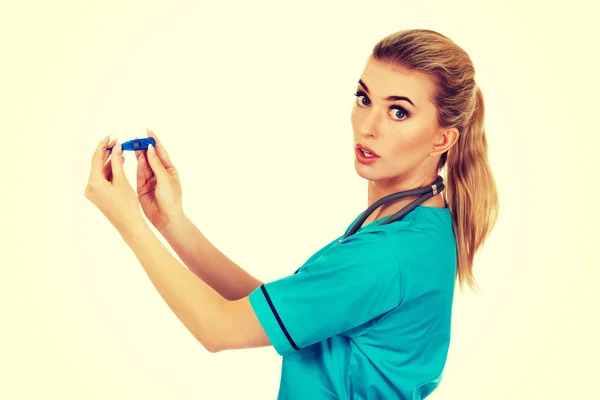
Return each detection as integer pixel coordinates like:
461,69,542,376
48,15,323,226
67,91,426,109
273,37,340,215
355,144,380,165
356,144,379,157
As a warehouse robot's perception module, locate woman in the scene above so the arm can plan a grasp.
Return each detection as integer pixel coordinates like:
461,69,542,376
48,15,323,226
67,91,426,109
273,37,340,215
85,29,499,399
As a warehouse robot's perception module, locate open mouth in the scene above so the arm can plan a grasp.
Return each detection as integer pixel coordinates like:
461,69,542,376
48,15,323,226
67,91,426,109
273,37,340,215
356,144,379,157
355,145,380,164
359,148,376,158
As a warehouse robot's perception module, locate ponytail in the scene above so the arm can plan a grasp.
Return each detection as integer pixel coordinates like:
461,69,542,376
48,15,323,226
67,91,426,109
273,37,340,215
444,87,499,290
372,29,500,291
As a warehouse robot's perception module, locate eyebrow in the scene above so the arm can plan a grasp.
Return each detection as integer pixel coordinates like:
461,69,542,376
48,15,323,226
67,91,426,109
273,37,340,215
358,79,415,107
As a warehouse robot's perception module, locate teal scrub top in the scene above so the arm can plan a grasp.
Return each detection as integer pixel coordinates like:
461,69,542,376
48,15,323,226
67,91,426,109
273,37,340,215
248,205,457,399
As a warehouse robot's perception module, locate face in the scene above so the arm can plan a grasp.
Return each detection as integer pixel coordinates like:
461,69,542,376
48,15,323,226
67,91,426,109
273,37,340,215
351,57,458,188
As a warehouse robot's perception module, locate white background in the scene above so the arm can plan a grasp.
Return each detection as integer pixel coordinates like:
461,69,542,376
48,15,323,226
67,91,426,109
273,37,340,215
1,0,597,398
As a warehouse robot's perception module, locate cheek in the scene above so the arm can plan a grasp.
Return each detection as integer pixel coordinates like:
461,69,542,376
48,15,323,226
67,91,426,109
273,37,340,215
388,123,432,159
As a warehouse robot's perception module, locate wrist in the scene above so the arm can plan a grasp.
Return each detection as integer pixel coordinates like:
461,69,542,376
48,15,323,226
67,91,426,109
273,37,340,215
158,210,189,238
117,212,151,241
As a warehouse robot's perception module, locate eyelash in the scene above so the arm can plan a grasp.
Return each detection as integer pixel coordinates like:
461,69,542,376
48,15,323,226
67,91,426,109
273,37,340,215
353,90,411,120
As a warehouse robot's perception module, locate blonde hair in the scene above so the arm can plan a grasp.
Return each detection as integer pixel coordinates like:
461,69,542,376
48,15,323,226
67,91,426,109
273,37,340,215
372,29,499,291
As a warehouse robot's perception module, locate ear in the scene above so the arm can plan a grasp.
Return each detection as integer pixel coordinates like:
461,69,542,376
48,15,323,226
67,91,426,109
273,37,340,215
429,127,459,157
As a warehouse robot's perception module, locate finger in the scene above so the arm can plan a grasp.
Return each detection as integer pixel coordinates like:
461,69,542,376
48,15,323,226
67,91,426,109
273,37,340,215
136,151,153,187
101,138,117,166
103,154,126,181
146,129,175,169
110,141,126,184
145,143,169,183
134,134,153,181
133,135,146,161
101,138,117,179
103,155,113,181
90,135,111,182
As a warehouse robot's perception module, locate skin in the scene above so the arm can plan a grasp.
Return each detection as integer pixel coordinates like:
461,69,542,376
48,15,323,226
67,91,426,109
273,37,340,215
351,57,459,224
83,59,459,353
85,135,271,352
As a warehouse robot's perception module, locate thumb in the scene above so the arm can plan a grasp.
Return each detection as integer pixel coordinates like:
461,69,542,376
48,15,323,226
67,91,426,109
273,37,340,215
145,144,169,183
110,141,126,184
136,152,152,187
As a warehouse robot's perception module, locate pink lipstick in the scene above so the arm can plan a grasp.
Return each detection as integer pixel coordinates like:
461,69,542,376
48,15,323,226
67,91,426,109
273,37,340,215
355,144,380,165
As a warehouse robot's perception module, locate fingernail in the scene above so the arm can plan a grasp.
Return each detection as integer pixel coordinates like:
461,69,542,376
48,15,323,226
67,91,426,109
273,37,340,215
116,141,122,154
148,143,154,154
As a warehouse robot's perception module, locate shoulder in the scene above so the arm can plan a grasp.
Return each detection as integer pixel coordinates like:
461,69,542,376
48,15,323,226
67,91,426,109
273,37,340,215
374,207,457,293
306,229,401,277
383,206,456,254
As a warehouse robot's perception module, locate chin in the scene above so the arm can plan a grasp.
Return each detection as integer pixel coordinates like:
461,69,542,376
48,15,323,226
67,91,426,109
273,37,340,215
354,161,386,182
354,161,405,186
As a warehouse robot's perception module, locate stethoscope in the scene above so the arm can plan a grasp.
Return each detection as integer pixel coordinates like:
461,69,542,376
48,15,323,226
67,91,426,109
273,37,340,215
342,175,445,239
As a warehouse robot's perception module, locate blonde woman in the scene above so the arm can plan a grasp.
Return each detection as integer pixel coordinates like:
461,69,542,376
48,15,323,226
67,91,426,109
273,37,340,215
85,29,499,399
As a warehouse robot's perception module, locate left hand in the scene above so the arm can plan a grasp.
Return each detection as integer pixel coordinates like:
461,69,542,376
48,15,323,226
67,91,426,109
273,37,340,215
84,136,144,231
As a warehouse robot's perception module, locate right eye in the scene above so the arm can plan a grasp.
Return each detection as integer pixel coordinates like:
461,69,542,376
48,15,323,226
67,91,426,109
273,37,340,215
354,91,371,107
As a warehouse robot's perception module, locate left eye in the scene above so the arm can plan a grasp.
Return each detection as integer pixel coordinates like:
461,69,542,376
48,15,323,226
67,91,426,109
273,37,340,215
390,108,408,120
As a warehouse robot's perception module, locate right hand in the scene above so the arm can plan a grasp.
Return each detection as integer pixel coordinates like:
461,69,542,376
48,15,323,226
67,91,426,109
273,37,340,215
135,129,184,231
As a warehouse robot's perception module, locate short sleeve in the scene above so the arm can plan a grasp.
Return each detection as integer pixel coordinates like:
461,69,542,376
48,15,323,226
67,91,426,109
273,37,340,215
248,233,401,357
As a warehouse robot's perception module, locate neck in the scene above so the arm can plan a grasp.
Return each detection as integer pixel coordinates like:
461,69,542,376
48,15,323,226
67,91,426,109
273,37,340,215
365,172,444,223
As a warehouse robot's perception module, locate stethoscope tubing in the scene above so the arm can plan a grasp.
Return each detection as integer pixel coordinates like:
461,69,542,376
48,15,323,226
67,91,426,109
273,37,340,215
342,175,444,239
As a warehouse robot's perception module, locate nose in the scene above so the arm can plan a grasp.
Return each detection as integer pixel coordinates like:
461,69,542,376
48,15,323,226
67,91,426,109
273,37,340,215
359,109,380,139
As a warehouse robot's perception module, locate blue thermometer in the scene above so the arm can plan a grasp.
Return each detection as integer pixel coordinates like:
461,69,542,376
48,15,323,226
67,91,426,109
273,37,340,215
104,137,156,151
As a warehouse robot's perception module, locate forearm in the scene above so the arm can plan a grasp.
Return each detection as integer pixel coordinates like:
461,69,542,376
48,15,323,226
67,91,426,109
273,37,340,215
158,213,263,301
119,218,226,351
